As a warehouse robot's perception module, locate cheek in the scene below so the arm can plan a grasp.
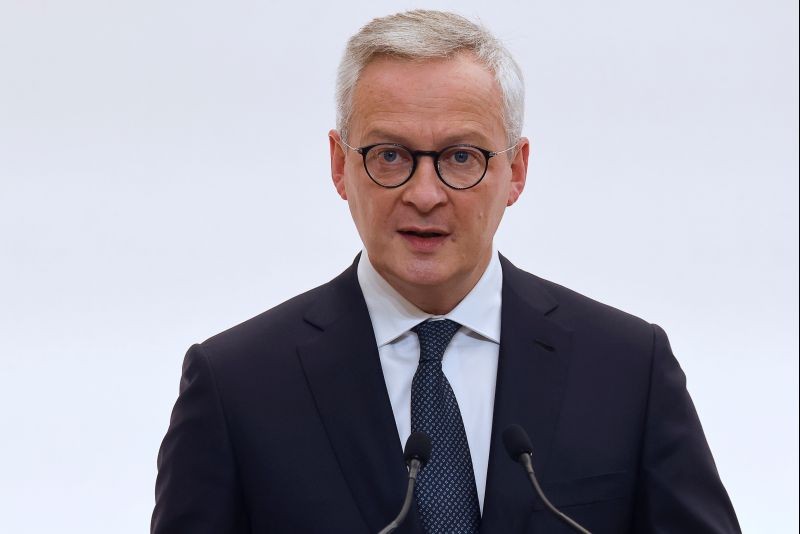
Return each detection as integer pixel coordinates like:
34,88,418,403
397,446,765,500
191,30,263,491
461,191,498,228
345,175,368,214
347,181,393,232
488,185,511,220
464,191,507,239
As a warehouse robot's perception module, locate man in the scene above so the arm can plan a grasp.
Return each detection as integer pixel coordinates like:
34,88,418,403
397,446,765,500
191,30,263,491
152,10,740,534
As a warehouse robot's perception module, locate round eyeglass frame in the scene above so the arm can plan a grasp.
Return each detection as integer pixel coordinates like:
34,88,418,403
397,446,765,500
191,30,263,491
340,139,517,190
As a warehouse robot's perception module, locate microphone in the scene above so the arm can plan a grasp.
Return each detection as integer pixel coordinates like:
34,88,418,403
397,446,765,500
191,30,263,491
502,424,592,534
377,431,432,534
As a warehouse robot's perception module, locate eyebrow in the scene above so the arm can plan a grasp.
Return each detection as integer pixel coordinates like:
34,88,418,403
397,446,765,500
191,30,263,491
359,129,495,149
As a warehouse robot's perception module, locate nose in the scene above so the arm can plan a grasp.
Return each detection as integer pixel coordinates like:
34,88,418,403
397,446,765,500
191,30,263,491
400,155,449,213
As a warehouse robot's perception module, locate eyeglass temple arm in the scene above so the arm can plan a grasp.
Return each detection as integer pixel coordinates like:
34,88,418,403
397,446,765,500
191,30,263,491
489,141,519,157
339,138,363,154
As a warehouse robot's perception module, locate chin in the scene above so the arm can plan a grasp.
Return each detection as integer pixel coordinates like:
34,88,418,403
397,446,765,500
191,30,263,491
392,257,457,288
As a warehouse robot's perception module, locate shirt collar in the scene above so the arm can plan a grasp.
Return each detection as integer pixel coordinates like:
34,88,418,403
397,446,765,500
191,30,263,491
357,249,503,347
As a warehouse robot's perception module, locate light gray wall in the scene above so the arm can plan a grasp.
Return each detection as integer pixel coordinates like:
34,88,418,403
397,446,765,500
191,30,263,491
1,1,797,532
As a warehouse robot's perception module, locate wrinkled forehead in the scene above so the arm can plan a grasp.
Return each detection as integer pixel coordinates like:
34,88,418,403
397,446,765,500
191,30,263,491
349,53,506,145
353,51,503,107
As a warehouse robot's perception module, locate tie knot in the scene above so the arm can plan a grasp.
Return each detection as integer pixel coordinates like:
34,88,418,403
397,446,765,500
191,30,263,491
412,319,461,362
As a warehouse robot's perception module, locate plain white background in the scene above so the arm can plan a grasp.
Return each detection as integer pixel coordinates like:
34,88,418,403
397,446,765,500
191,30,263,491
1,1,797,532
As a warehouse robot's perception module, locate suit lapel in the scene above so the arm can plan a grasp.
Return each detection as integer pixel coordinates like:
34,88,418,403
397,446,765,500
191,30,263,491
297,259,424,534
296,256,569,533
480,257,573,533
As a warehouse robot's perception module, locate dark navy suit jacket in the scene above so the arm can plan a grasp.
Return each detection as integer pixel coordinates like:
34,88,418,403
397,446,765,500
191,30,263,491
152,255,740,533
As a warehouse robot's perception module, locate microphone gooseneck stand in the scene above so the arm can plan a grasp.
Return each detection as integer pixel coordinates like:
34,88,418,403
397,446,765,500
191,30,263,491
377,431,432,534
503,424,592,534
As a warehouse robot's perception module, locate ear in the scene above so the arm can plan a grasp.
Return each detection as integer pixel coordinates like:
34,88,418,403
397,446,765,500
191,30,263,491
329,129,348,200
506,137,529,207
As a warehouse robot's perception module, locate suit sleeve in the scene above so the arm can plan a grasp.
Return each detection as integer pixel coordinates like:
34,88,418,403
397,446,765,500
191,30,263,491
151,344,250,534
631,324,741,533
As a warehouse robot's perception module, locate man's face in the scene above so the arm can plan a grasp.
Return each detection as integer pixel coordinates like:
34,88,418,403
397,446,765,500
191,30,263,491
330,53,528,308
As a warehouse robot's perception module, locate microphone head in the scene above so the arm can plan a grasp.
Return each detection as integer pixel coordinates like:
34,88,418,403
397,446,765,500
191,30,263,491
404,431,432,466
502,424,533,462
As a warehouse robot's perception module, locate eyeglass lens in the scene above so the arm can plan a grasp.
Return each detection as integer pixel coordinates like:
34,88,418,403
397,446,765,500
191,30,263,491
364,144,487,188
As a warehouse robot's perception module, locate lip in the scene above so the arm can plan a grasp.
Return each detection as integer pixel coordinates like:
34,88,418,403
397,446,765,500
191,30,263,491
398,225,450,235
397,227,451,252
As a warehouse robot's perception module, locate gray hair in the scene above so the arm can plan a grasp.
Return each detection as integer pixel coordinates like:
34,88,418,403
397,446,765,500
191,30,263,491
335,10,525,146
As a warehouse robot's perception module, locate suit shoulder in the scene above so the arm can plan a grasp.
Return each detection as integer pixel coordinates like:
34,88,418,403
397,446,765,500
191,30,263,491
209,283,326,342
522,272,661,377
507,263,656,348
192,260,361,370
541,275,650,329
195,279,343,372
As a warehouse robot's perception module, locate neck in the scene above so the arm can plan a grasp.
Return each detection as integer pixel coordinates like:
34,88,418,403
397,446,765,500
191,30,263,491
381,252,492,316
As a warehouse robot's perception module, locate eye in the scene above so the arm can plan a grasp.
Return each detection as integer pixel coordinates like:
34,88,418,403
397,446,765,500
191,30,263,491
379,150,399,163
452,150,472,164
442,146,481,166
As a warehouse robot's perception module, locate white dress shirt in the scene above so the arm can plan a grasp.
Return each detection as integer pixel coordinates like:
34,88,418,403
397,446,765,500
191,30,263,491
356,250,502,512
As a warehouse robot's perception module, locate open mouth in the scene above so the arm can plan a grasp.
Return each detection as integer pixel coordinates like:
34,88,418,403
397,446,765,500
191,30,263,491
399,230,446,238
398,229,450,250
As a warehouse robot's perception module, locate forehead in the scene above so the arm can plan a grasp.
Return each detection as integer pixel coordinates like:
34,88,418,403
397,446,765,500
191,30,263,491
349,53,507,146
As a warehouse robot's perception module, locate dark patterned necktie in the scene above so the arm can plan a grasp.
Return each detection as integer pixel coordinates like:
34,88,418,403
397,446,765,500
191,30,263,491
411,319,481,533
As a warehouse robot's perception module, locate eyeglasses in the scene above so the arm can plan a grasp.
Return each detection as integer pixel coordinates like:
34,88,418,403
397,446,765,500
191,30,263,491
340,139,517,190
